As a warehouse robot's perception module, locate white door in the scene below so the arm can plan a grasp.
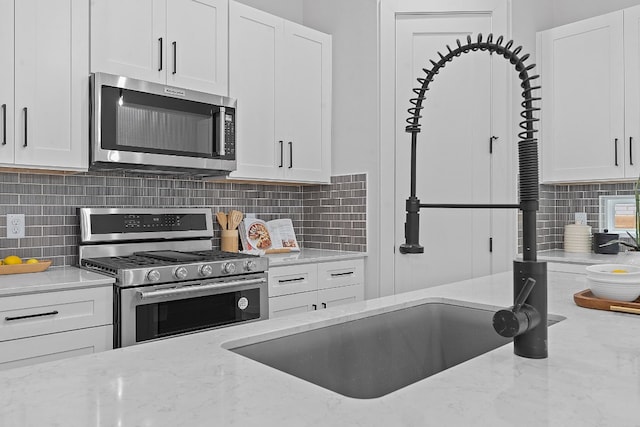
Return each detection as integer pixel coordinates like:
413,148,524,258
90,0,166,83
13,0,88,170
625,5,640,179
228,2,283,180
167,0,228,94
394,14,497,293
0,0,14,164
282,21,331,183
539,12,624,182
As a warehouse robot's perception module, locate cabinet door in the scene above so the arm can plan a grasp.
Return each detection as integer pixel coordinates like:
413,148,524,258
624,5,640,178
539,12,625,182
167,0,228,94
0,0,13,165
282,22,331,183
13,0,89,170
91,0,166,83
317,284,363,309
229,2,284,180
0,325,112,371
268,292,317,318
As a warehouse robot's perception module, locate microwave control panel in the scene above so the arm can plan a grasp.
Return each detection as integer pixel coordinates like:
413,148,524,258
223,110,235,159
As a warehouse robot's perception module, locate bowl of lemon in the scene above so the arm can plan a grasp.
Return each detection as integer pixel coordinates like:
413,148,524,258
0,255,51,275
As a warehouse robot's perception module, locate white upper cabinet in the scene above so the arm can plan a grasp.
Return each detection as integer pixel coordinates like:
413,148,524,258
538,11,625,183
91,0,228,95
0,0,89,171
624,5,640,180
227,1,332,184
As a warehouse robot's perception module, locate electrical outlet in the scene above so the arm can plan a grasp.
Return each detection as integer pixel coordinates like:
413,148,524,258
7,214,25,239
575,212,588,225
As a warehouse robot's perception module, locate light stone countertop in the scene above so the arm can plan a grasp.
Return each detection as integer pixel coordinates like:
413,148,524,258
537,249,640,265
266,248,367,266
1,269,639,426
0,266,115,297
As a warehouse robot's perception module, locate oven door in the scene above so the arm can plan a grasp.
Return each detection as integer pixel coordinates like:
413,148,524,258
117,274,267,347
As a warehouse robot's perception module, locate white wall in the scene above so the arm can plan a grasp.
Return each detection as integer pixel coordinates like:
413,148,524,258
302,0,381,298
551,0,640,28
233,0,303,23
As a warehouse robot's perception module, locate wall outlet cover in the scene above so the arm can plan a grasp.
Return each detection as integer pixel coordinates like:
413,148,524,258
7,214,25,239
575,212,588,225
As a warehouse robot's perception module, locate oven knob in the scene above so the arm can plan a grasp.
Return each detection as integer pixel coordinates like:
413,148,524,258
222,262,237,274
146,269,161,282
174,267,189,280
244,260,257,271
199,264,213,277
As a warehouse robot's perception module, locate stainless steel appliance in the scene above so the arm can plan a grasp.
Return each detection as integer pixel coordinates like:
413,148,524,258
90,72,237,177
79,208,268,348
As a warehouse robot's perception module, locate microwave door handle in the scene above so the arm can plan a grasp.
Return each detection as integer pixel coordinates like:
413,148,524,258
216,107,226,156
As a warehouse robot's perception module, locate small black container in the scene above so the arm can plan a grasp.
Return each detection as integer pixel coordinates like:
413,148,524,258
593,230,619,254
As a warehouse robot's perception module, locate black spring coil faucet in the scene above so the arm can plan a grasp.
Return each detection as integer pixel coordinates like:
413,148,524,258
400,33,548,359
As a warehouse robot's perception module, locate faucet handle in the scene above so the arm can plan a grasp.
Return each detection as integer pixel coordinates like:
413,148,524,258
493,277,540,338
514,277,536,311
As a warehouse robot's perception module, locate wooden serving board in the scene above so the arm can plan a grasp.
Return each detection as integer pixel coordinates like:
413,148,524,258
0,260,52,275
574,289,640,315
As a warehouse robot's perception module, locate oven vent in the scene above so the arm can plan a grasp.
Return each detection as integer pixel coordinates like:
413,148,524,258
81,260,118,277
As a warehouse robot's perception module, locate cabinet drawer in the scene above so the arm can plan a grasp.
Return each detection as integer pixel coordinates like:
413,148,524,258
317,259,364,290
0,286,113,342
268,264,317,297
269,292,318,318
0,325,113,371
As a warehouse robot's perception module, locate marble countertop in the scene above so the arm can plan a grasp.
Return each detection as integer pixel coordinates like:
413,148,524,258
1,269,639,426
267,248,366,266
0,266,115,297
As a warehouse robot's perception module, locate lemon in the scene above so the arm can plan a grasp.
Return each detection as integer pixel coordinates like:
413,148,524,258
3,255,22,265
612,269,628,274
25,258,39,264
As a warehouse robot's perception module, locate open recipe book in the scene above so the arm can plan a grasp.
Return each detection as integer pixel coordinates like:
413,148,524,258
239,218,300,252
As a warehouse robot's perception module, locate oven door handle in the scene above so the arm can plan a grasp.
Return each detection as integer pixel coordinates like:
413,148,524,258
136,278,266,300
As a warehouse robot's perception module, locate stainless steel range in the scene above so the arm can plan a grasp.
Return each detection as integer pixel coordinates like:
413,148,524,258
79,208,268,348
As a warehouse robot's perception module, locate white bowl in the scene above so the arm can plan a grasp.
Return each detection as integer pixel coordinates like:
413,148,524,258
586,264,640,280
586,276,640,301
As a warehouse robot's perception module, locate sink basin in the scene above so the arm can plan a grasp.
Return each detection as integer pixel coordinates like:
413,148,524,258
229,300,564,399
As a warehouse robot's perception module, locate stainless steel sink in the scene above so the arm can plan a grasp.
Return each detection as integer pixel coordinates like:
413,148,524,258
229,300,564,399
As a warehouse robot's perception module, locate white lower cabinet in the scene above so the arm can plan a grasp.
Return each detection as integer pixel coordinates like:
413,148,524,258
0,325,112,371
0,286,113,370
268,258,364,318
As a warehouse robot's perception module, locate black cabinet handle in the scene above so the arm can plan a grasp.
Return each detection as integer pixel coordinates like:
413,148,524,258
5,310,59,322
172,41,177,75
279,140,283,167
158,37,163,71
23,107,27,147
1,103,6,145
288,141,293,168
321,302,327,309
631,137,634,166
312,304,317,310
615,138,618,166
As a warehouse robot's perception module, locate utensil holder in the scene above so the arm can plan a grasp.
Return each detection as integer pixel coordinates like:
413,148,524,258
221,229,239,253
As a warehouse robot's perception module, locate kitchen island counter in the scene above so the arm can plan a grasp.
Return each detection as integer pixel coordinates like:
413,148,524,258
1,269,638,426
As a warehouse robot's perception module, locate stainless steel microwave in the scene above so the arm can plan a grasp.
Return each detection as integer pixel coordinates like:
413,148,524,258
90,73,236,177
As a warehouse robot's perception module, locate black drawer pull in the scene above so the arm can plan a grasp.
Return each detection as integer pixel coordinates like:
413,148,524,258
312,304,317,310
330,271,354,277
278,277,306,284
321,302,327,309
5,310,59,322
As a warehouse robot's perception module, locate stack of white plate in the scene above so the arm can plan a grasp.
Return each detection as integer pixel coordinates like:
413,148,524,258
564,224,592,253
